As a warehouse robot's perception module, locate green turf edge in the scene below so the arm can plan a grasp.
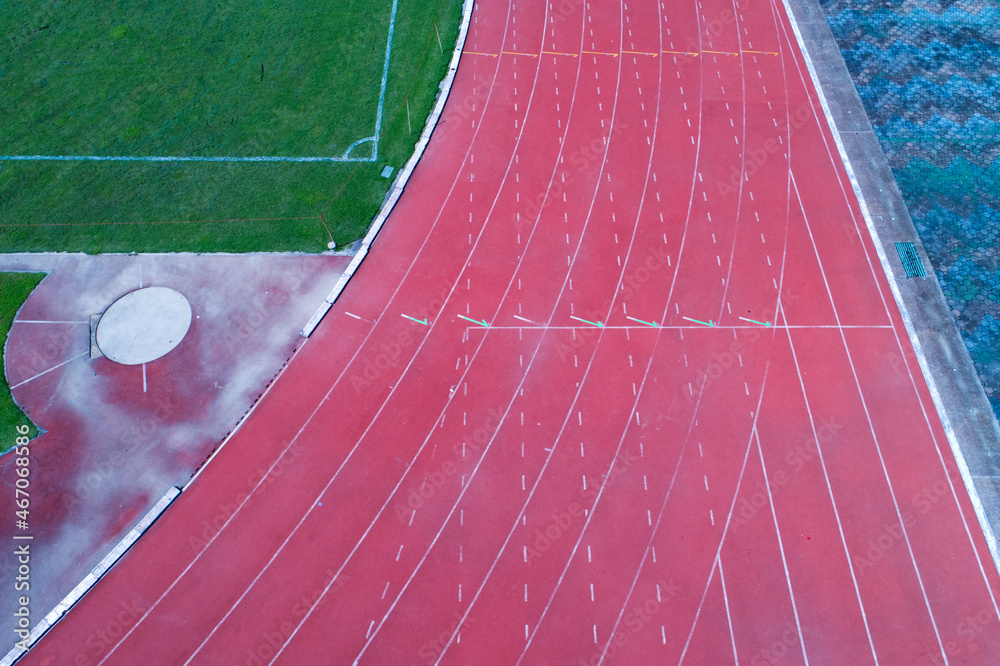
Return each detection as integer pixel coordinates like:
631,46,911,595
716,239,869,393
322,0,466,247
0,272,45,452
0,0,466,254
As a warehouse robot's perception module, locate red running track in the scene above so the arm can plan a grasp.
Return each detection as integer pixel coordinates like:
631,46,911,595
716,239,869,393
23,0,1000,664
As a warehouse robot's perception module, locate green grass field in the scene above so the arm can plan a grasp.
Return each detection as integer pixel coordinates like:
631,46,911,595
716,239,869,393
0,273,45,452
0,0,463,252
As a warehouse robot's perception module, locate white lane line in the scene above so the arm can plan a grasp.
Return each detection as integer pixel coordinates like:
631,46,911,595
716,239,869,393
110,3,502,662
438,7,655,664
716,0,750,325
777,0,1000,619
755,427,809,663
594,2,720,658
781,300,880,663
677,402,771,663
718,555,740,665
603,1,801,655
792,171,946,660
346,5,616,663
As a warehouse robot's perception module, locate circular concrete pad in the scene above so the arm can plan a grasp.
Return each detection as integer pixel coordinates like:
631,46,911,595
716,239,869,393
96,287,192,365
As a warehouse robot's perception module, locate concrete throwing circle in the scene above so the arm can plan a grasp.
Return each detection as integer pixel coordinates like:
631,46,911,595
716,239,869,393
96,287,192,365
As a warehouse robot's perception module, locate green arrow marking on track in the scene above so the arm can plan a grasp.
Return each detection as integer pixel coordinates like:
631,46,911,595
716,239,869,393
457,314,489,327
570,315,604,328
401,314,429,325
738,316,772,327
626,316,658,327
681,316,714,327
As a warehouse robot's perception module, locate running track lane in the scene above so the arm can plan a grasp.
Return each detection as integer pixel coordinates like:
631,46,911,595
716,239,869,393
22,0,1000,664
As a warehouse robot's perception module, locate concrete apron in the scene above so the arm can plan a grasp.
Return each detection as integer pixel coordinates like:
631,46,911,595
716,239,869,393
0,252,349,630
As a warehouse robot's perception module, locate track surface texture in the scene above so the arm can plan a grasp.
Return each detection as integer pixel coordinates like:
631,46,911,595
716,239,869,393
23,0,1000,664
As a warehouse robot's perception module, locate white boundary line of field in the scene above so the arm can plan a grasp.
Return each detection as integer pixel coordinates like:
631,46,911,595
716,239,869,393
0,0,399,165
779,0,1000,573
370,0,400,163
301,0,476,336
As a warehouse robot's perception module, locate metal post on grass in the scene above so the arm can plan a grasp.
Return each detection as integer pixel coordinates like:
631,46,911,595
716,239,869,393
435,22,443,53
406,97,412,135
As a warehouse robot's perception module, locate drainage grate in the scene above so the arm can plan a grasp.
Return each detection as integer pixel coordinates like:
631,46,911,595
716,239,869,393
895,242,926,278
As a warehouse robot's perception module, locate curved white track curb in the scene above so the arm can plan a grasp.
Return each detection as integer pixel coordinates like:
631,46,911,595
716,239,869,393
1,488,181,666
0,4,475,662
302,0,477,337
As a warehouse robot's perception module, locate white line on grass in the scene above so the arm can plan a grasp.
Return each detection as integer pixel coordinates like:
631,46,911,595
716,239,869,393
0,154,374,163
0,0,401,165
371,0,400,162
